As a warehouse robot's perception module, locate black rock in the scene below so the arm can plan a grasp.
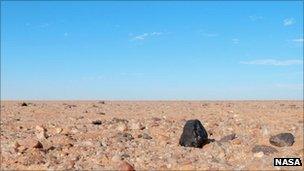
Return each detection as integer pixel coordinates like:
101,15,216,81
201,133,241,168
92,120,102,125
269,133,295,147
252,145,278,155
179,119,208,148
21,102,28,106
219,133,236,142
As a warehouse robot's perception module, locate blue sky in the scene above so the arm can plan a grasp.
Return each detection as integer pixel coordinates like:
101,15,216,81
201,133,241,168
1,1,303,100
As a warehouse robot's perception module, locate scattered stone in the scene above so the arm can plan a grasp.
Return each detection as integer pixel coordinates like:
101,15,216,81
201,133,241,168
99,141,107,147
55,128,63,134
138,133,152,140
121,153,130,159
97,112,106,115
64,104,77,108
253,152,264,158
21,102,28,106
269,133,295,147
112,117,129,124
118,161,135,171
92,120,102,125
98,101,105,104
117,132,134,142
130,122,145,130
35,125,47,140
151,117,161,122
202,103,208,107
219,133,236,142
117,123,128,132
179,119,208,148
251,145,278,155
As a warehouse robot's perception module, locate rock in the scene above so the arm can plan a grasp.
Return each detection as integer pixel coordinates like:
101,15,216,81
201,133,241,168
117,123,128,132
251,145,278,155
179,119,208,148
117,132,134,142
98,101,105,104
269,133,295,147
112,117,129,124
92,120,102,125
138,133,152,140
55,128,63,134
219,133,236,142
99,139,108,147
21,102,28,106
130,122,145,130
97,112,106,115
121,153,130,159
253,152,264,158
35,125,47,140
151,117,161,122
118,161,135,171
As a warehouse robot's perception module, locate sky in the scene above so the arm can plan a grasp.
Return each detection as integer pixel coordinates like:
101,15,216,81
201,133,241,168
1,1,303,100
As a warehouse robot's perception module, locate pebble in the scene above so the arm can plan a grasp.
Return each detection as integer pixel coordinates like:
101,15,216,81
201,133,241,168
112,118,129,124
179,119,208,148
55,128,63,134
117,123,128,132
251,145,278,155
269,133,295,147
92,120,102,125
117,132,134,142
121,153,130,159
99,139,108,147
21,102,28,106
253,152,264,158
98,101,105,104
118,161,135,171
97,112,106,115
130,122,145,130
138,133,152,140
35,125,47,140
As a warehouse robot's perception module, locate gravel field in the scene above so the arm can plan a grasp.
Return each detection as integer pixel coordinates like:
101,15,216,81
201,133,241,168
0,101,303,170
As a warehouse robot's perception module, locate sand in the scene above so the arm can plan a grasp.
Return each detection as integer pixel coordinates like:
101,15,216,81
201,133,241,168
0,101,303,170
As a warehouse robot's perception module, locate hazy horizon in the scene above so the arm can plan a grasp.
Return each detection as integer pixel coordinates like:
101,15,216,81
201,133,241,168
1,1,303,100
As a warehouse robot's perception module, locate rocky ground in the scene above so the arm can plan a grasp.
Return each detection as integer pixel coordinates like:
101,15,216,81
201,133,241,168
0,101,303,170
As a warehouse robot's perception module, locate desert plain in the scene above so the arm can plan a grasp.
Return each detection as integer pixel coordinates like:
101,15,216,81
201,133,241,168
0,100,303,170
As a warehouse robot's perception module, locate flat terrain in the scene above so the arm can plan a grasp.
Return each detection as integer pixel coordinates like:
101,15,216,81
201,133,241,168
1,101,303,170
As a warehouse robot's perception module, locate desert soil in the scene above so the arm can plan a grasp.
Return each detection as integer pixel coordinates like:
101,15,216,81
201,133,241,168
0,101,303,170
